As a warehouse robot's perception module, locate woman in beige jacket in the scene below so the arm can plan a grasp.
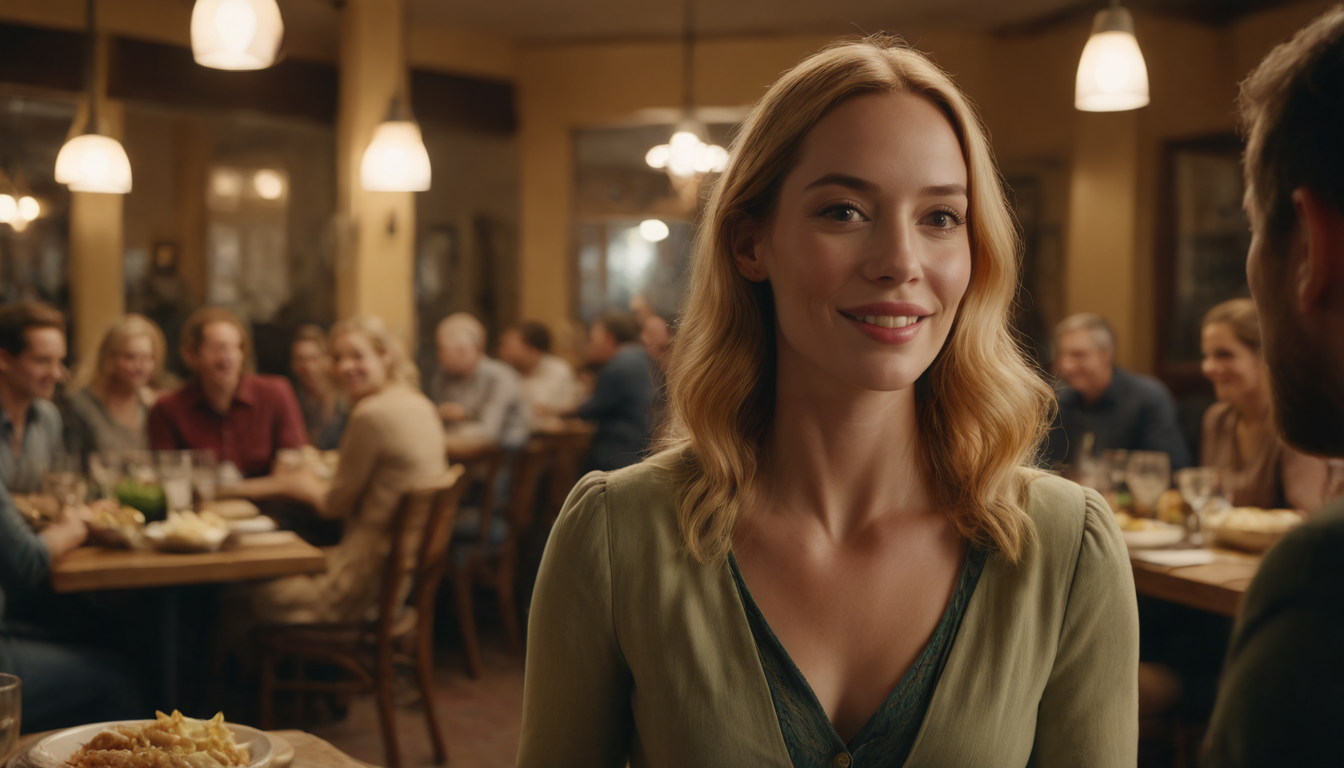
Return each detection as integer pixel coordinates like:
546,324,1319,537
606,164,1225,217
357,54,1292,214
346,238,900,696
241,315,447,625
519,35,1138,768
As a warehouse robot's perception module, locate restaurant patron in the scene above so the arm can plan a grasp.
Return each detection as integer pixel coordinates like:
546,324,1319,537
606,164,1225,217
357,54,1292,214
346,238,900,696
572,312,654,471
0,301,68,493
520,36,1137,767
148,306,307,477
429,313,529,450
65,314,166,457
1045,312,1191,470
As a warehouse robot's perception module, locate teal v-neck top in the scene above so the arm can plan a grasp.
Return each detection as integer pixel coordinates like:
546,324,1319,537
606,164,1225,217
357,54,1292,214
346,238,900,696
729,547,987,768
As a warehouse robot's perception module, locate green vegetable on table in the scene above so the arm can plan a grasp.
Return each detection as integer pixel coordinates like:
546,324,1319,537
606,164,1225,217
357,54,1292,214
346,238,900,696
115,477,167,522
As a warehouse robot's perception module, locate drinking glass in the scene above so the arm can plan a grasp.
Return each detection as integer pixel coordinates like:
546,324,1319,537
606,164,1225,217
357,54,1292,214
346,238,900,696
1175,466,1221,544
157,451,194,514
88,450,125,501
1126,451,1172,517
42,454,87,511
190,450,218,509
124,450,157,486
0,674,20,760
1101,449,1131,495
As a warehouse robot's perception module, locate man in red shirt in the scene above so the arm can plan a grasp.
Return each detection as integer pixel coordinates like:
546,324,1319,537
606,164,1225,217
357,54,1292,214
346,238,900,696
149,307,307,477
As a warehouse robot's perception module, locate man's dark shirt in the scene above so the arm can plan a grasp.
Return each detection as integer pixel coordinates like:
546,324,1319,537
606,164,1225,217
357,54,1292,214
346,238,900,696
1045,366,1192,470
576,345,654,472
1204,498,1344,766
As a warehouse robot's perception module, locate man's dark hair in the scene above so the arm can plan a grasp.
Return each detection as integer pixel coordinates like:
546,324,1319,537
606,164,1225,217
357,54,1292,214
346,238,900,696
596,312,642,346
1240,6,1344,247
0,301,66,357
513,320,552,354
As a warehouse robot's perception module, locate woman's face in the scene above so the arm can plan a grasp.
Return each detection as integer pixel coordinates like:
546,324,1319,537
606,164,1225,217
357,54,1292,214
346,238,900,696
1201,322,1266,407
291,340,328,391
739,91,972,393
112,334,156,390
332,331,389,401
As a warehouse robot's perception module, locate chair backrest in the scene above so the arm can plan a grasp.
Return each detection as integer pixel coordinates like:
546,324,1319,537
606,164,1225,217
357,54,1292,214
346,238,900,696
541,428,594,524
499,439,551,552
453,446,506,540
373,467,465,641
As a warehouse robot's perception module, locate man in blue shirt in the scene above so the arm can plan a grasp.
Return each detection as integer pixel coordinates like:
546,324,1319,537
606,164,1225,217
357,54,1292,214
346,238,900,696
0,301,140,729
575,313,654,472
1044,313,1192,470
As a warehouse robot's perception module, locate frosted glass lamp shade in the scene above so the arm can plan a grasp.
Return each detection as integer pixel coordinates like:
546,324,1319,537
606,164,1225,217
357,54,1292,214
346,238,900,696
360,121,432,192
1075,7,1149,112
17,196,39,221
55,134,133,193
191,0,284,71
639,219,670,242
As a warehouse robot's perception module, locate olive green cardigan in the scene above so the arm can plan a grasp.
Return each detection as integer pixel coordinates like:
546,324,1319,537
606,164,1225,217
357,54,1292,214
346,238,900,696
517,461,1138,767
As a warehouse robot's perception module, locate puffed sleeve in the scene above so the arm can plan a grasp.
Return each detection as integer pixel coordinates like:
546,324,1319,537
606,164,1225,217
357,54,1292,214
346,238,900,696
516,472,633,767
1028,487,1139,767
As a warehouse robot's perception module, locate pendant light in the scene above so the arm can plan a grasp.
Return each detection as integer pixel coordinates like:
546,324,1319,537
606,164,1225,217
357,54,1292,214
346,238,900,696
1075,0,1150,112
645,0,729,182
190,0,284,71
359,5,430,193
54,0,132,194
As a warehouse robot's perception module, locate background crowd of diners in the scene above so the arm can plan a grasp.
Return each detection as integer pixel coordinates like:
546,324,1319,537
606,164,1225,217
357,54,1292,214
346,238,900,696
0,296,670,732
0,284,1329,734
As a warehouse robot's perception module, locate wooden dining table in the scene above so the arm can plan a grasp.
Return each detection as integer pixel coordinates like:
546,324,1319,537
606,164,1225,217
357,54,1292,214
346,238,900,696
1129,547,1261,617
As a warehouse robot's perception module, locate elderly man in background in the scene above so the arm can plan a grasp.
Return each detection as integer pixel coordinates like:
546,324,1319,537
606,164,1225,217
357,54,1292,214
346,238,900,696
574,312,654,471
1044,312,1191,470
498,320,580,420
149,306,307,477
430,313,529,451
1205,9,1344,764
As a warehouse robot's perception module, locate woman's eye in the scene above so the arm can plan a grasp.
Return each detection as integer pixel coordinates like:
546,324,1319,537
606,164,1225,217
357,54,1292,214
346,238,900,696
822,205,863,222
924,209,965,229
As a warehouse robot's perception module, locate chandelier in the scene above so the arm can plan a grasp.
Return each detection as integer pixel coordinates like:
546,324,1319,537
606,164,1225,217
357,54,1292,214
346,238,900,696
645,0,728,188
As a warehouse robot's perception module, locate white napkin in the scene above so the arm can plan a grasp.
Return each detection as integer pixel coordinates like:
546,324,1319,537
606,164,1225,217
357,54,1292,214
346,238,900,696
1131,549,1217,567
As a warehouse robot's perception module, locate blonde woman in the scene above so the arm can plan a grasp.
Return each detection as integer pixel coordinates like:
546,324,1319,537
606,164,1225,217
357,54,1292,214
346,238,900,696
240,316,446,624
67,314,166,455
1200,298,1329,511
519,36,1138,767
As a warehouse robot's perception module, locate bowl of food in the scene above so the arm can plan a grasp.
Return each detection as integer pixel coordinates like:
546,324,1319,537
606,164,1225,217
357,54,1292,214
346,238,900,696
28,710,271,768
80,500,147,549
144,510,232,553
1207,507,1303,553
1114,512,1187,549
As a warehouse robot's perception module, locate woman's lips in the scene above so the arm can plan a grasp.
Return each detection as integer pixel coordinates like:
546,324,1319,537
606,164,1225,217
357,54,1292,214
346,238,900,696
840,311,928,345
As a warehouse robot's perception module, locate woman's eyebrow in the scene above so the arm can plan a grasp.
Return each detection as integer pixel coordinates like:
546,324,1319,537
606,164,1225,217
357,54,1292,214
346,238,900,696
803,173,880,193
922,183,968,197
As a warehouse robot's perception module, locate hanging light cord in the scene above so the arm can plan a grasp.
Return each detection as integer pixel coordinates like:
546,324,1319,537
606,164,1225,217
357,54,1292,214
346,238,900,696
83,0,99,135
682,0,695,117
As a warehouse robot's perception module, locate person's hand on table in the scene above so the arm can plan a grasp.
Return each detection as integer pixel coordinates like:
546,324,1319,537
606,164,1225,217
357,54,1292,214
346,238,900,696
40,512,88,559
439,402,468,422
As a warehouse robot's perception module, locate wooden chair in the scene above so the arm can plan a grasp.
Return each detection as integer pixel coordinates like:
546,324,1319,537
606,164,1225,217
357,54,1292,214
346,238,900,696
539,425,594,525
257,467,465,768
449,438,550,678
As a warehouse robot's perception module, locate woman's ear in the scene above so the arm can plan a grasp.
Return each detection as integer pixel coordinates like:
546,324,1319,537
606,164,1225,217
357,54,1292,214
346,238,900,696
731,218,769,283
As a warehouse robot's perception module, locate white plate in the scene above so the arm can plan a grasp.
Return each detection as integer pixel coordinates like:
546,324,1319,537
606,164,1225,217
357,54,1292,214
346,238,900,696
1122,523,1186,549
28,721,272,768
227,517,278,535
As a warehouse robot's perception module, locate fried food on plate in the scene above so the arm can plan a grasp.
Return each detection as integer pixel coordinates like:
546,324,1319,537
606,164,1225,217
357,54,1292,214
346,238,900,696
66,711,249,768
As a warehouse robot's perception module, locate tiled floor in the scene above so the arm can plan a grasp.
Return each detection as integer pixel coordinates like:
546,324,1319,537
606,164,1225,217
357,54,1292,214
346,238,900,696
304,634,525,768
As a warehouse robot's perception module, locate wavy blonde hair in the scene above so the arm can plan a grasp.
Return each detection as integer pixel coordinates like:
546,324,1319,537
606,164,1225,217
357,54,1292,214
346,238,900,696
329,315,420,389
657,35,1054,564
73,313,167,393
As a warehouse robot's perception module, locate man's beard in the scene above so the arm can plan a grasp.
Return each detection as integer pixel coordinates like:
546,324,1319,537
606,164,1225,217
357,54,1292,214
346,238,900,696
1265,311,1344,457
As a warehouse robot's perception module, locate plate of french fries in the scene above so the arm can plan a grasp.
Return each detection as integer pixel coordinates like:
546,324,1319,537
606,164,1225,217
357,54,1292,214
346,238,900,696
144,511,232,553
28,711,271,768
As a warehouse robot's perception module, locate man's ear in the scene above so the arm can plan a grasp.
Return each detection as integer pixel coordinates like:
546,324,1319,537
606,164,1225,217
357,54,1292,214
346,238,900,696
1291,187,1344,315
731,218,769,283
0,350,10,375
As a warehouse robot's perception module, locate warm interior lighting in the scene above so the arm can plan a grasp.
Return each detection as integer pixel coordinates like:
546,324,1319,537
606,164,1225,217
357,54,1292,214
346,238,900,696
0,195,16,224
191,0,284,71
17,196,39,221
639,219,670,242
645,121,729,180
252,169,284,200
1075,4,1150,112
360,119,431,192
55,133,133,193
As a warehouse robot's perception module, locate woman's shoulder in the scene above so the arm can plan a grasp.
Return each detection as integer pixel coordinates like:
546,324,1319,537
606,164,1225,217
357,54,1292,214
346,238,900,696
350,385,436,420
1018,470,1126,573
553,457,685,554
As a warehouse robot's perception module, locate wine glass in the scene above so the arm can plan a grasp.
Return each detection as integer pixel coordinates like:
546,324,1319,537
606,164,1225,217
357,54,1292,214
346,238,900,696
190,450,218,509
88,450,124,501
42,454,87,511
1175,466,1221,544
1125,451,1172,517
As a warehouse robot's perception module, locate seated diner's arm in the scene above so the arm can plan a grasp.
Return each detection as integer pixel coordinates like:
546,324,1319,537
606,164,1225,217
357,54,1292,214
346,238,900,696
1281,448,1331,513
0,484,86,591
574,364,626,421
1028,488,1139,768
516,474,632,767
1203,514,1344,767
322,404,381,521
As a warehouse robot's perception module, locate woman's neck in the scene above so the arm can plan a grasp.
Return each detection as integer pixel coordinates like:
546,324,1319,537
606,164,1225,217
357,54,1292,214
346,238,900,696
758,345,932,541
1233,385,1273,429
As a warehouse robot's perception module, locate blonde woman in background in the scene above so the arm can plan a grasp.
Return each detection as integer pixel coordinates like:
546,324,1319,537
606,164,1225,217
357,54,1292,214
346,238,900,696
1200,298,1330,511
66,314,166,455
519,35,1137,767
239,315,447,624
